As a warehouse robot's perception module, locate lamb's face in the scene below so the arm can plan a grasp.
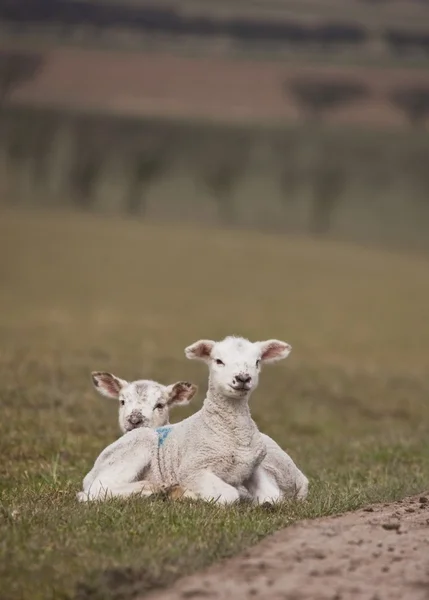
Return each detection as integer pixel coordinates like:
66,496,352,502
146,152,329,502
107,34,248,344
117,381,172,432
185,336,292,401
209,337,262,399
91,372,198,433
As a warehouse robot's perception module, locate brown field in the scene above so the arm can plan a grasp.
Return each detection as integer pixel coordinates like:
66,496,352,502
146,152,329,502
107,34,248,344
6,44,429,126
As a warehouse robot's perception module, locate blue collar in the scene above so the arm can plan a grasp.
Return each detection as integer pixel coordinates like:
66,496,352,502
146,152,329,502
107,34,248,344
156,426,172,447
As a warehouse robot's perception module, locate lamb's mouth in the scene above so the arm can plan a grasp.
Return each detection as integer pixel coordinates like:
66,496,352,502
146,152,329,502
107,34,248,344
229,384,251,394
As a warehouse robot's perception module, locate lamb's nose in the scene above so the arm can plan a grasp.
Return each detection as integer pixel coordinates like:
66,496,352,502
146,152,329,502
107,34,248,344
129,414,143,425
235,374,251,385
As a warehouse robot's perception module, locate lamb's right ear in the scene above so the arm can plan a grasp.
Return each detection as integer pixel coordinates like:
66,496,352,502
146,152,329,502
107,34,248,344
166,381,198,407
184,340,215,363
91,371,128,399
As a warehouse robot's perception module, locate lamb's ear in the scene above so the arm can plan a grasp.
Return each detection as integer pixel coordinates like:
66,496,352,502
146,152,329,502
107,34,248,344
184,340,215,363
166,381,198,407
256,340,292,364
91,371,128,399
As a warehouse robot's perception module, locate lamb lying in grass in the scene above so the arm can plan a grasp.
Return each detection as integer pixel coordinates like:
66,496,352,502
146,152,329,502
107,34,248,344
79,336,307,504
184,338,308,503
84,373,198,499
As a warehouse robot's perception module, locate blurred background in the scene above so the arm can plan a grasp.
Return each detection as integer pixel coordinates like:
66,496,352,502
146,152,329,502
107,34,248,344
2,4,429,598
1,0,429,245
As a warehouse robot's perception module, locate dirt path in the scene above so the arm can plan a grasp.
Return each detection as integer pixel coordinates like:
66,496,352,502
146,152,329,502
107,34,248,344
143,494,429,600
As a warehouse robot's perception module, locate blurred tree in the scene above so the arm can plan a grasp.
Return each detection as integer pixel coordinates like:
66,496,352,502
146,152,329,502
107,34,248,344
384,29,429,56
0,51,44,105
199,138,249,226
126,151,170,216
312,22,368,50
277,140,304,206
70,153,101,210
388,86,429,127
288,78,370,121
204,163,241,225
310,162,345,235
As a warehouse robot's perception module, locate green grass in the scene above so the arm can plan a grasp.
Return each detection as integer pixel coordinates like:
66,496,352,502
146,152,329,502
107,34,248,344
1,209,429,600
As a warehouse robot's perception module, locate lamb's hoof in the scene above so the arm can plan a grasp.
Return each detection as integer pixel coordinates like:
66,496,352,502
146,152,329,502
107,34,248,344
77,491,89,503
167,484,189,500
155,484,189,501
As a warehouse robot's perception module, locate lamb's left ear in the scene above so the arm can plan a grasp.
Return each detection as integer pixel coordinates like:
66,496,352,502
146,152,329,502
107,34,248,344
166,381,198,407
255,340,292,364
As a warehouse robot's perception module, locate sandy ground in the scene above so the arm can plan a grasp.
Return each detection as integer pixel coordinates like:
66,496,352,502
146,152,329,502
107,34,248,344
143,494,429,600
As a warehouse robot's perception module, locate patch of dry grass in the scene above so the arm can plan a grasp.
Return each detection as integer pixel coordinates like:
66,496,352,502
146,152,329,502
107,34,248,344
1,209,429,600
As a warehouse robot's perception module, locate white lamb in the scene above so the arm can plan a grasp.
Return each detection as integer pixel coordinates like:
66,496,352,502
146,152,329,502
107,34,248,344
184,338,308,503
78,336,307,505
82,373,198,499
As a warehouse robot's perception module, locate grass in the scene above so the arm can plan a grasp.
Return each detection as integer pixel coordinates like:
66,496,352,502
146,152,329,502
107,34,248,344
1,208,429,600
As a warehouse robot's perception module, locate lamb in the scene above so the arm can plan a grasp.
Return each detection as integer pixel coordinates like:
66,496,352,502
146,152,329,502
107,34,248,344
80,373,198,500
184,338,308,502
79,336,305,505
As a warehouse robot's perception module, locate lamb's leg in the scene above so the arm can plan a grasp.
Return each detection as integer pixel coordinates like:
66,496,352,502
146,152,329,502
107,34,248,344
77,480,159,502
79,429,154,503
184,471,240,505
295,473,309,501
246,465,282,505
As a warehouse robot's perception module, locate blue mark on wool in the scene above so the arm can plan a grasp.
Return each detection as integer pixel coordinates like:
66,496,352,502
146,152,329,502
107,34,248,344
156,426,172,447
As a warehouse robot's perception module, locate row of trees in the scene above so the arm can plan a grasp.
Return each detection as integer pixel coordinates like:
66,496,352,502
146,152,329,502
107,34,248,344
0,1,422,54
287,78,429,126
3,105,429,239
3,2,429,57
0,2,368,47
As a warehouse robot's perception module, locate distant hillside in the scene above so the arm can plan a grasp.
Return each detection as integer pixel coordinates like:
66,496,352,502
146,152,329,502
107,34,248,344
2,44,429,128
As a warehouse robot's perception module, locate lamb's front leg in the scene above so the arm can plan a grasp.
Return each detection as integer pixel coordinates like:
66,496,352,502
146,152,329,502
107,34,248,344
184,471,240,505
245,465,282,505
77,480,159,502
78,428,155,503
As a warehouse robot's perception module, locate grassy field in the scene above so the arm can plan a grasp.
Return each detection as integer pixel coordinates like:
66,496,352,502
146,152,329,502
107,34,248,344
1,209,429,600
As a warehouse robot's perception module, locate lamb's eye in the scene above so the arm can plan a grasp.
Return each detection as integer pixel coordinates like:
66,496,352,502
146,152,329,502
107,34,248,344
256,359,261,368
154,403,164,410
215,359,225,366
120,400,125,406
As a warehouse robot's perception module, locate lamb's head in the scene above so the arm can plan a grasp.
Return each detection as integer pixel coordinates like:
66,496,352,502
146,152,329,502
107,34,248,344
184,336,291,400
91,371,198,433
